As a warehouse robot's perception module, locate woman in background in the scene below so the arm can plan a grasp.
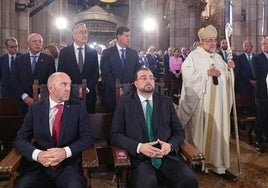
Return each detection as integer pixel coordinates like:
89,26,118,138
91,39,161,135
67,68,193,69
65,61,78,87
43,44,59,71
169,48,183,101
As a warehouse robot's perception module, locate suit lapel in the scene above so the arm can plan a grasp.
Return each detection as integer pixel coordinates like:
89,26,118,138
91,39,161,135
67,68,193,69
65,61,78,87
58,101,71,145
26,53,33,76
111,46,122,69
261,53,268,71
34,53,45,74
132,93,148,135
125,47,131,69
152,93,160,137
3,55,10,73
43,99,54,144
83,45,91,73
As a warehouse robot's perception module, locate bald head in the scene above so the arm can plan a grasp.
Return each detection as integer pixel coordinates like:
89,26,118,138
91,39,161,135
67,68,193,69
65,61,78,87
47,72,71,103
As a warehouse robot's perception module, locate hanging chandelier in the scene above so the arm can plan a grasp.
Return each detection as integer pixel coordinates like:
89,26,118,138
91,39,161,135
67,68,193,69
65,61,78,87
100,0,117,2
100,0,117,9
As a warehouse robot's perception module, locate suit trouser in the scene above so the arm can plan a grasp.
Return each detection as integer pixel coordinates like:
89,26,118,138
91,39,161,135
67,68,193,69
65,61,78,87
130,157,198,188
255,98,268,141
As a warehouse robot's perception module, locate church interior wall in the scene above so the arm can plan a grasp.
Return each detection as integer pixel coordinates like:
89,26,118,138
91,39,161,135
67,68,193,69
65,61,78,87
0,0,268,54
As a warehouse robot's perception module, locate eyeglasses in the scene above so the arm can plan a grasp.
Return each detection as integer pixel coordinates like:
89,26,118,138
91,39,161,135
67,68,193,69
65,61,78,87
8,45,18,49
138,76,155,82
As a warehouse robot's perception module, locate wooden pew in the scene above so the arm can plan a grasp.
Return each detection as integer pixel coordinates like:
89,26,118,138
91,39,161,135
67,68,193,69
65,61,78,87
0,98,18,116
85,113,131,187
0,115,24,187
0,116,24,160
233,92,256,144
0,113,130,188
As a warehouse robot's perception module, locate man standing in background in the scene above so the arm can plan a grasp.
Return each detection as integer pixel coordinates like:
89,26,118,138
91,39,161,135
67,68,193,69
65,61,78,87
179,47,188,62
236,40,256,93
101,26,140,112
58,22,99,113
252,37,268,152
12,33,55,115
0,37,22,98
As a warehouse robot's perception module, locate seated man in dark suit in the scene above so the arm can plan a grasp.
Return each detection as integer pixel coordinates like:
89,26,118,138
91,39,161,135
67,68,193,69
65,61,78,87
110,68,198,188
14,72,94,188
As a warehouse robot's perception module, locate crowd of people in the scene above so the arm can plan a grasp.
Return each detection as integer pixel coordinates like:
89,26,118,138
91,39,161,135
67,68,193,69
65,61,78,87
0,23,267,187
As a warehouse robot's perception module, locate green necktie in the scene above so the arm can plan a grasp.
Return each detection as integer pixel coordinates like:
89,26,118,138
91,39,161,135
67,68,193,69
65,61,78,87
224,51,228,62
248,54,252,64
145,100,162,169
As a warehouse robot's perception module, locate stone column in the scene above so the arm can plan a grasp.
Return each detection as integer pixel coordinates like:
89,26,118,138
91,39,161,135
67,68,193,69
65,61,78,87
0,0,29,53
17,0,29,53
256,0,268,53
128,0,144,51
129,0,164,51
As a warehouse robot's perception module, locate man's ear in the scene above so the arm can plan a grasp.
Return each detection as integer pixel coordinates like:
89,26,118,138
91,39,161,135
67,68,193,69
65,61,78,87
134,80,138,88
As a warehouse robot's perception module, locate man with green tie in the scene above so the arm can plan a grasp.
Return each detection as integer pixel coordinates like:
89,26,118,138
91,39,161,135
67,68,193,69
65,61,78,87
110,68,198,188
236,40,256,93
218,37,238,64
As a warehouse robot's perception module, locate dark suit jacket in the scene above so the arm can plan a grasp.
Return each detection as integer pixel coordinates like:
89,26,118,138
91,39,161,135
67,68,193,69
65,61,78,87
14,98,94,170
179,54,187,62
100,46,140,111
252,52,268,100
12,52,55,99
110,92,185,166
163,53,171,76
58,44,99,106
218,51,238,63
0,53,22,97
146,53,157,75
138,56,149,68
236,53,255,92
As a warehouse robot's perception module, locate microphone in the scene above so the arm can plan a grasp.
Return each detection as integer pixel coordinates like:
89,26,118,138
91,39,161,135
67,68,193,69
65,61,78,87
213,76,218,85
211,63,218,85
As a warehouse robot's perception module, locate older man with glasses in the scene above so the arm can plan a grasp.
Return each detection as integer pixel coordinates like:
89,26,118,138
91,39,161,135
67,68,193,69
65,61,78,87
178,25,237,181
0,37,22,98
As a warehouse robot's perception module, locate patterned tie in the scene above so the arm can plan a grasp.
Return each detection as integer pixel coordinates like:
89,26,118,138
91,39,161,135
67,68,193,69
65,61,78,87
145,100,162,169
78,47,83,72
10,56,14,71
31,55,38,73
120,49,125,67
52,104,63,145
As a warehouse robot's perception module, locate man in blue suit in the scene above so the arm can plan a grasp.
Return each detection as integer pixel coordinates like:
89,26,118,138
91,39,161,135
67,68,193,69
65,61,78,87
14,72,94,188
252,37,268,151
58,23,99,113
111,68,198,188
12,33,55,115
0,37,22,98
101,27,140,112
236,40,256,93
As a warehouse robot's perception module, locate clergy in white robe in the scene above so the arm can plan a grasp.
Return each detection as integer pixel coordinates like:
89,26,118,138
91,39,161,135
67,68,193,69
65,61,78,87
178,25,236,177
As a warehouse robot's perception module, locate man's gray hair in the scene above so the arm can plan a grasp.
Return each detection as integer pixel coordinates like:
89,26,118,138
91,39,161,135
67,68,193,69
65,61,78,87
5,37,17,46
72,23,87,34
